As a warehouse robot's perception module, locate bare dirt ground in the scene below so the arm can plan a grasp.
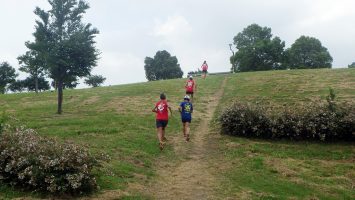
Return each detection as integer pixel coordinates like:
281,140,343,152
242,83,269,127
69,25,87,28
147,77,227,200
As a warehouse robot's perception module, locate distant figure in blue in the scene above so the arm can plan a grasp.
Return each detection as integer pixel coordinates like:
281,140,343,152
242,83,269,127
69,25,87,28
179,95,193,141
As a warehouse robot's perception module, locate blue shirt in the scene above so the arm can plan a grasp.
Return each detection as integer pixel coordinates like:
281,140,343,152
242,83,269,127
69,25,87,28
180,101,193,120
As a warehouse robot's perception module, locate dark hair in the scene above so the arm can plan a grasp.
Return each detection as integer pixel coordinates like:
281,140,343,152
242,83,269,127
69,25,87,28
160,93,166,100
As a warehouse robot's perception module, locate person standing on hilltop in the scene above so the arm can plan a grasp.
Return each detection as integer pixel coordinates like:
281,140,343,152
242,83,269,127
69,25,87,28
201,60,208,79
185,75,196,102
152,93,172,151
179,95,193,142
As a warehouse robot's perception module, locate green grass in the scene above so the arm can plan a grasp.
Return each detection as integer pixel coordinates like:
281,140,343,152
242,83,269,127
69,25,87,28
214,68,355,199
0,75,225,198
0,68,354,199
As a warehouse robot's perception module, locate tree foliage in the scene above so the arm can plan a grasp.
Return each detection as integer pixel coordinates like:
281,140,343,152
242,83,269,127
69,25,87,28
18,49,46,93
285,36,333,69
348,62,355,68
8,80,26,93
84,75,106,87
231,24,285,72
9,77,50,93
0,62,18,94
51,77,79,90
24,76,50,92
144,50,183,81
26,0,100,114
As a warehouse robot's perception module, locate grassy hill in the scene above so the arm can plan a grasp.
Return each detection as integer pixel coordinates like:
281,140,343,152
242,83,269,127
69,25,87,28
0,68,354,199
214,68,355,199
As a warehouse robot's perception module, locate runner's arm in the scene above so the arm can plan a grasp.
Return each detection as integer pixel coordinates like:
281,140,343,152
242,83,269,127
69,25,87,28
152,106,157,113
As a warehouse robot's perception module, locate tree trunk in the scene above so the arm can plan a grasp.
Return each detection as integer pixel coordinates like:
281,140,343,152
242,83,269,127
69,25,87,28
35,76,39,93
57,80,63,114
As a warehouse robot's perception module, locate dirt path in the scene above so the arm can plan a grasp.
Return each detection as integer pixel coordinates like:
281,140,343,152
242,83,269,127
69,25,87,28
149,77,227,200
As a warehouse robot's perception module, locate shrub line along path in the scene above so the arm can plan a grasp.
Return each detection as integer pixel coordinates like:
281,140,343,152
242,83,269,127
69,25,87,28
148,77,227,200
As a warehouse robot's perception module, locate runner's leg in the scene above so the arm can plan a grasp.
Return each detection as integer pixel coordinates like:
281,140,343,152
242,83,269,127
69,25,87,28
182,122,186,137
185,122,190,141
157,127,163,143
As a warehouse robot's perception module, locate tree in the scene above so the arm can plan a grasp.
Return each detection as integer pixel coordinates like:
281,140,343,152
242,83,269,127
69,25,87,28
23,76,50,92
26,0,100,114
18,49,46,93
286,36,332,69
9,80,26,93
348,62,355,68
84,75,106,87
144,50,183,81
9,77,50,93
231,24,285,72
0,62,18,94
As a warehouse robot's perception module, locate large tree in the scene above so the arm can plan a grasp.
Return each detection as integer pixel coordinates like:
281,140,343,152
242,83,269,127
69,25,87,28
0,62,18,94
144,50,183,81
18,49,46,93
348,62,355,68
26,0,99,114
231,24,286,72
285,36,332,69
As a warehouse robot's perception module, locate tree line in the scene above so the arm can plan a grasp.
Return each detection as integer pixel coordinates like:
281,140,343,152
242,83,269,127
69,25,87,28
143,24,354,81
230,24,335,72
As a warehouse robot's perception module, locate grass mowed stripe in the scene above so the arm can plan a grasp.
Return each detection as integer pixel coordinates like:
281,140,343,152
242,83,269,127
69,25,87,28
214,68,355,199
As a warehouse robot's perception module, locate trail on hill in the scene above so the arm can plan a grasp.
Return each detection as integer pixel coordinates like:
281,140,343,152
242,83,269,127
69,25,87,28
148,77,227,200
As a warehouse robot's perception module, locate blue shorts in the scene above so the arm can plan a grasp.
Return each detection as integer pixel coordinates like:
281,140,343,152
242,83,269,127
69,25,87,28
156,120,168,128
181,118,191,123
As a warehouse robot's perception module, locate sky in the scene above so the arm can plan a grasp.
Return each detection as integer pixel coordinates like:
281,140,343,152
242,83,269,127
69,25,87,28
1,0,355,88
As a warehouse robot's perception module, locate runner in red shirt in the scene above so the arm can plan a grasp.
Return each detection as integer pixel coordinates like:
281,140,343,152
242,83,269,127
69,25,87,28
152,93,172,150
185,75,196,102
201,60,208,79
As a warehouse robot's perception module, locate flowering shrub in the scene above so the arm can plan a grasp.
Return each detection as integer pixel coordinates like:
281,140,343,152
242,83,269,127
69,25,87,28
0,126,99,195
219,101,354,142
219,102,272,139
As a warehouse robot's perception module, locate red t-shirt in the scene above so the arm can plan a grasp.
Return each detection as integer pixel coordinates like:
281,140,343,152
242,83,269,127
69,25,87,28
201,63,208,71
155,100,169,120
185,80,195,92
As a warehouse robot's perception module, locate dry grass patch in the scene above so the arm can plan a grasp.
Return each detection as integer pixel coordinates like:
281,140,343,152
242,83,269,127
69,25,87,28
265,158,298,178
82,96,100,105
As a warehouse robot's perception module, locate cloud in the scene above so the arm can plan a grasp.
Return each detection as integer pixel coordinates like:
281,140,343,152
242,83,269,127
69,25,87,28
153,15,192,37
92,52,145,86
298,0,355,28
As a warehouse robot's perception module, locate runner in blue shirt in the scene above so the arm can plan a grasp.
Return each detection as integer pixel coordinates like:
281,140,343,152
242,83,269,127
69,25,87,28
179,95,193,141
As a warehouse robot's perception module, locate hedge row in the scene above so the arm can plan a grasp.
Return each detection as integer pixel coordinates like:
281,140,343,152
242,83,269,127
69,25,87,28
0,124,99,195
219,101,354,141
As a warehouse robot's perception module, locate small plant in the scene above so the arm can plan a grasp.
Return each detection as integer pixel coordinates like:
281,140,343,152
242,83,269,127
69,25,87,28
326,87,336,112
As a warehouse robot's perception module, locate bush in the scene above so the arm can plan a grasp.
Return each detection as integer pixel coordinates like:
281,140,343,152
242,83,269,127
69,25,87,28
219,98,355,142
219,102,272,139
0,126,99,195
